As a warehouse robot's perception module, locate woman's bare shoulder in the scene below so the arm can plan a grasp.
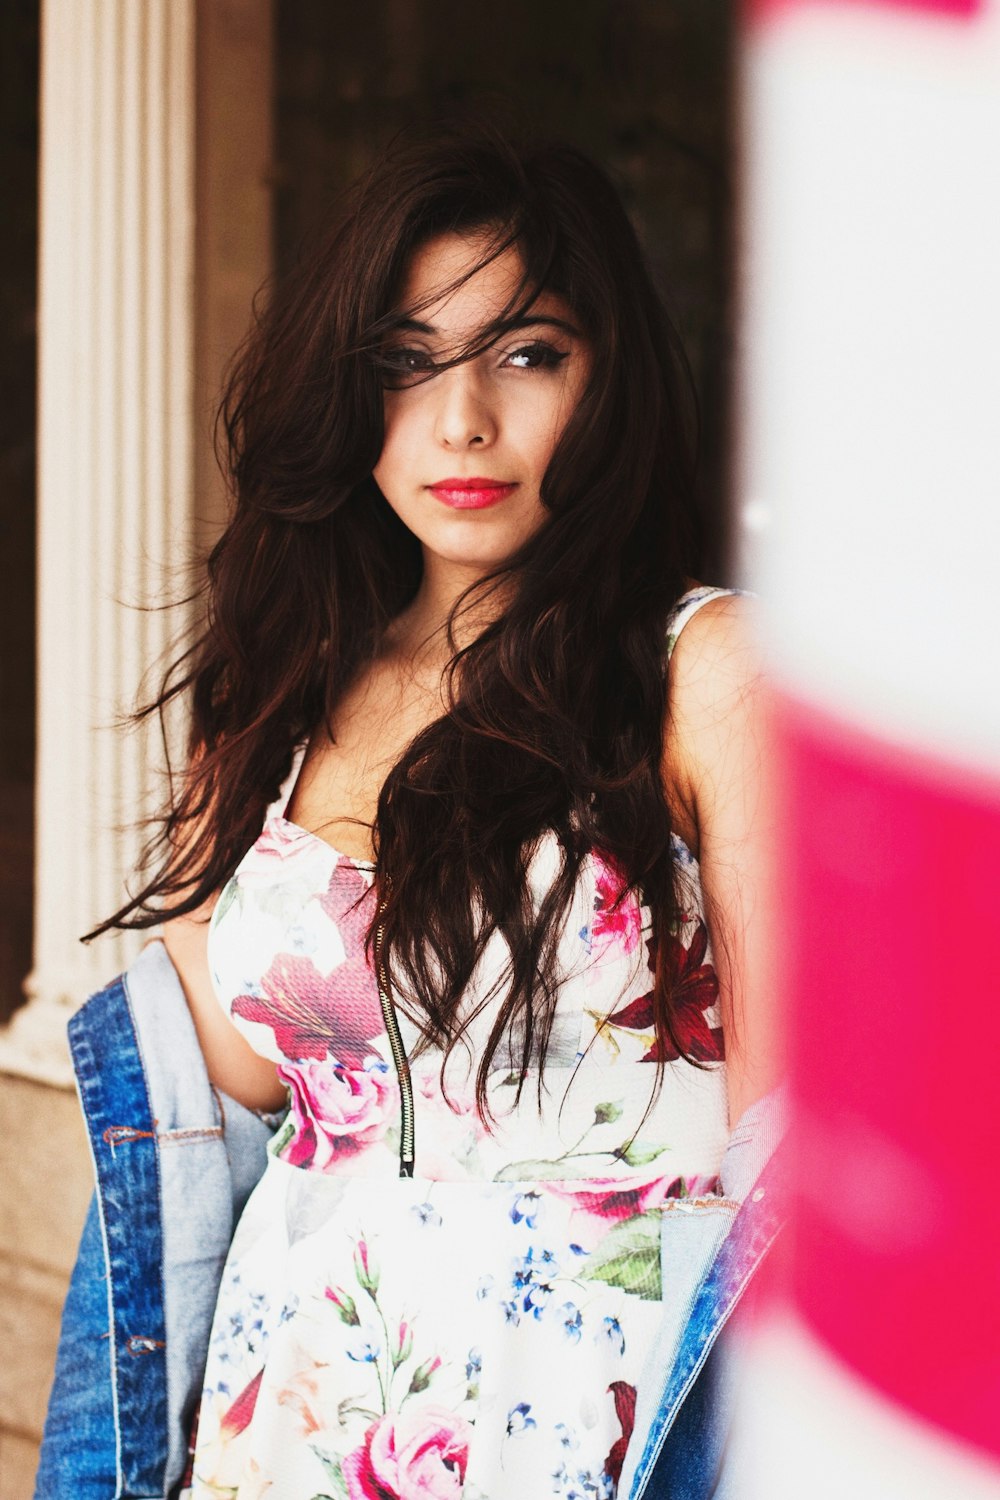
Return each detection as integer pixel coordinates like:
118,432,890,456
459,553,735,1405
661,592,763,852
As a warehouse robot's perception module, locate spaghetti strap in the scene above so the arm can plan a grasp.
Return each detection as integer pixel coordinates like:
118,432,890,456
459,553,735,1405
665,585,743,665
266,741,308,821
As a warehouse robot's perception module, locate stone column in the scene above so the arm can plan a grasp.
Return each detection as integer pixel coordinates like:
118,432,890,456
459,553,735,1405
0,0,197,1084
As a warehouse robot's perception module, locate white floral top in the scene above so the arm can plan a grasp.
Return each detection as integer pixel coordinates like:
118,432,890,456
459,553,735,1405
188,588,731,1500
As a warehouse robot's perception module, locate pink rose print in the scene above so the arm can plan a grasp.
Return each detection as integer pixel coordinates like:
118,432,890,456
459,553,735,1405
554,1172,711,1222
591,854,643,959
235,817,319,887
232,860,382,1065
605,920,723,1063
354,1238,380,1294
282,1060,396,1170
552,1173,720,1245
342,1405,471,1500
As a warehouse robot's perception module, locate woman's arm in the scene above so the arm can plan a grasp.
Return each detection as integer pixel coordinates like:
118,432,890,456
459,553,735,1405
162,907,288,1113
661,594,781,1125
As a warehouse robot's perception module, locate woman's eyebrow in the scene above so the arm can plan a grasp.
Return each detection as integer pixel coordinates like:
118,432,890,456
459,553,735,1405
386,313,581,339
493,314,581,338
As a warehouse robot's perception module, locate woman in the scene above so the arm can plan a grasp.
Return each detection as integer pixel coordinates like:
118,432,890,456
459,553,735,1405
72,127,770,1498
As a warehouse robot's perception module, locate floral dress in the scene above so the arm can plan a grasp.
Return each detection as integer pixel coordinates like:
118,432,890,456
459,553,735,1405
189,589,731,1500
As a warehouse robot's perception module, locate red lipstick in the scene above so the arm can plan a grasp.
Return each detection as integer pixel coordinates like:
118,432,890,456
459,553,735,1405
428,477,517,510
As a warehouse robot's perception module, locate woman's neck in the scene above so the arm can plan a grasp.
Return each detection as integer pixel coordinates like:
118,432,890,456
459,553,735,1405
388,553,511,664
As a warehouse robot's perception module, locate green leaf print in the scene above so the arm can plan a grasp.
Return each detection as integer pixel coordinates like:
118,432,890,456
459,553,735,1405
616,1139,665,1168
309,1447,349,1499
578,1213,662,1300
593,1100,624,1125
494,1156,601,1182
212,877,242,929
269,1114,297,1159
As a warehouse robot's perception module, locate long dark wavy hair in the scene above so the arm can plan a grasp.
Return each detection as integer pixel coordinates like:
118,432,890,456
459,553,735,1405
97,124,708,1106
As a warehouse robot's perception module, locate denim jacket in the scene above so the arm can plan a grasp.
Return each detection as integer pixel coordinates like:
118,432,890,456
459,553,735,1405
35,940,786,1500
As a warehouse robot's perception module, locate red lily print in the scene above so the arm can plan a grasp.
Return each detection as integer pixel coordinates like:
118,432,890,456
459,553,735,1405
605,920,724,1063
219,1367,264,1439
603,1380,637,1488
232,861,383,1064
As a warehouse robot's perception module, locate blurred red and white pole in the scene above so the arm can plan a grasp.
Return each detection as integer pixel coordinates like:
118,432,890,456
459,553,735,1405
738,0,1000,1493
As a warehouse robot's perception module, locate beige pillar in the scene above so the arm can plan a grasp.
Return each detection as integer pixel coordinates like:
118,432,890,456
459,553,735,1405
0,0,196,1086
0,9,274,1488
0,0,273,1089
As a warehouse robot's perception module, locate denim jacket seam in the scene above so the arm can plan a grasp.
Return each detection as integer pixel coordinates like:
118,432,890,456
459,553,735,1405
117,972,172,1499
157,1126,225,1144
69,1013,127,1500
632,1208,785,1495
69,978,170,1498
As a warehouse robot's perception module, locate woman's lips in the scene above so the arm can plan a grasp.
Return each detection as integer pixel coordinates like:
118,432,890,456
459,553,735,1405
428,478,518,510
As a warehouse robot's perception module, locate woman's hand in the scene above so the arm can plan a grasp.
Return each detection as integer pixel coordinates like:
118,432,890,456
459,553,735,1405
661,594,781,1126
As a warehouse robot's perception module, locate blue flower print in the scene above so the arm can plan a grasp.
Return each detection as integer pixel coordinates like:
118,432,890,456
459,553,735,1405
412,1200,443,1228
557,1303,583,1343
565,1472,604,1500
525,1279,556,1319
555,1422,579,1450
506,1402,537,1437
510,1245,560,1317
599,1315,626,1357
501,1299,521,1327
670,830,697,867
513,1246,558,1287
346,1329,381,1364
553,1462,607,1499
476,1274,495,1301
510,1190,541,1227
286,923,317,956
465,1347,482,1382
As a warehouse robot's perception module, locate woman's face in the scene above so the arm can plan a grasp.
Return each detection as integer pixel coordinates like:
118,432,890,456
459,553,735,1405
372,232,591,582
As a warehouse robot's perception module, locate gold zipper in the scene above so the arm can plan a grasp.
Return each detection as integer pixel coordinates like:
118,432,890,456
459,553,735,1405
375,901,415,1178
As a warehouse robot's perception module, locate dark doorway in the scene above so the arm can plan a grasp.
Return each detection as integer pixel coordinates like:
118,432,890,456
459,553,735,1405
0,2,38,1022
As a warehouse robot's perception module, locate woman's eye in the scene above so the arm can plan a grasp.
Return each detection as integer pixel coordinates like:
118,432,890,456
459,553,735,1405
382,347,436,377
503,342,569,371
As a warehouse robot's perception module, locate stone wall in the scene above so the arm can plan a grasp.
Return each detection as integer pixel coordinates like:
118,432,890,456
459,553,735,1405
0,1078,90,1499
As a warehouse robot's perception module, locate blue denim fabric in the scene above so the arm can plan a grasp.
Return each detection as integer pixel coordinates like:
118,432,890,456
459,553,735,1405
624,1096,789,1500
34,1194,117,1494
35,942,277,1499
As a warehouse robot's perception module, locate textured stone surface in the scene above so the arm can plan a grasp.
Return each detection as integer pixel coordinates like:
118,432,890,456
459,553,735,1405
0,1075,91,1485
0,1429,42,1500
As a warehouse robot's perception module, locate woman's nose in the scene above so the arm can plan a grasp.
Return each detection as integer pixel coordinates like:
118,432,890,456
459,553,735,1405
433,365,497,450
